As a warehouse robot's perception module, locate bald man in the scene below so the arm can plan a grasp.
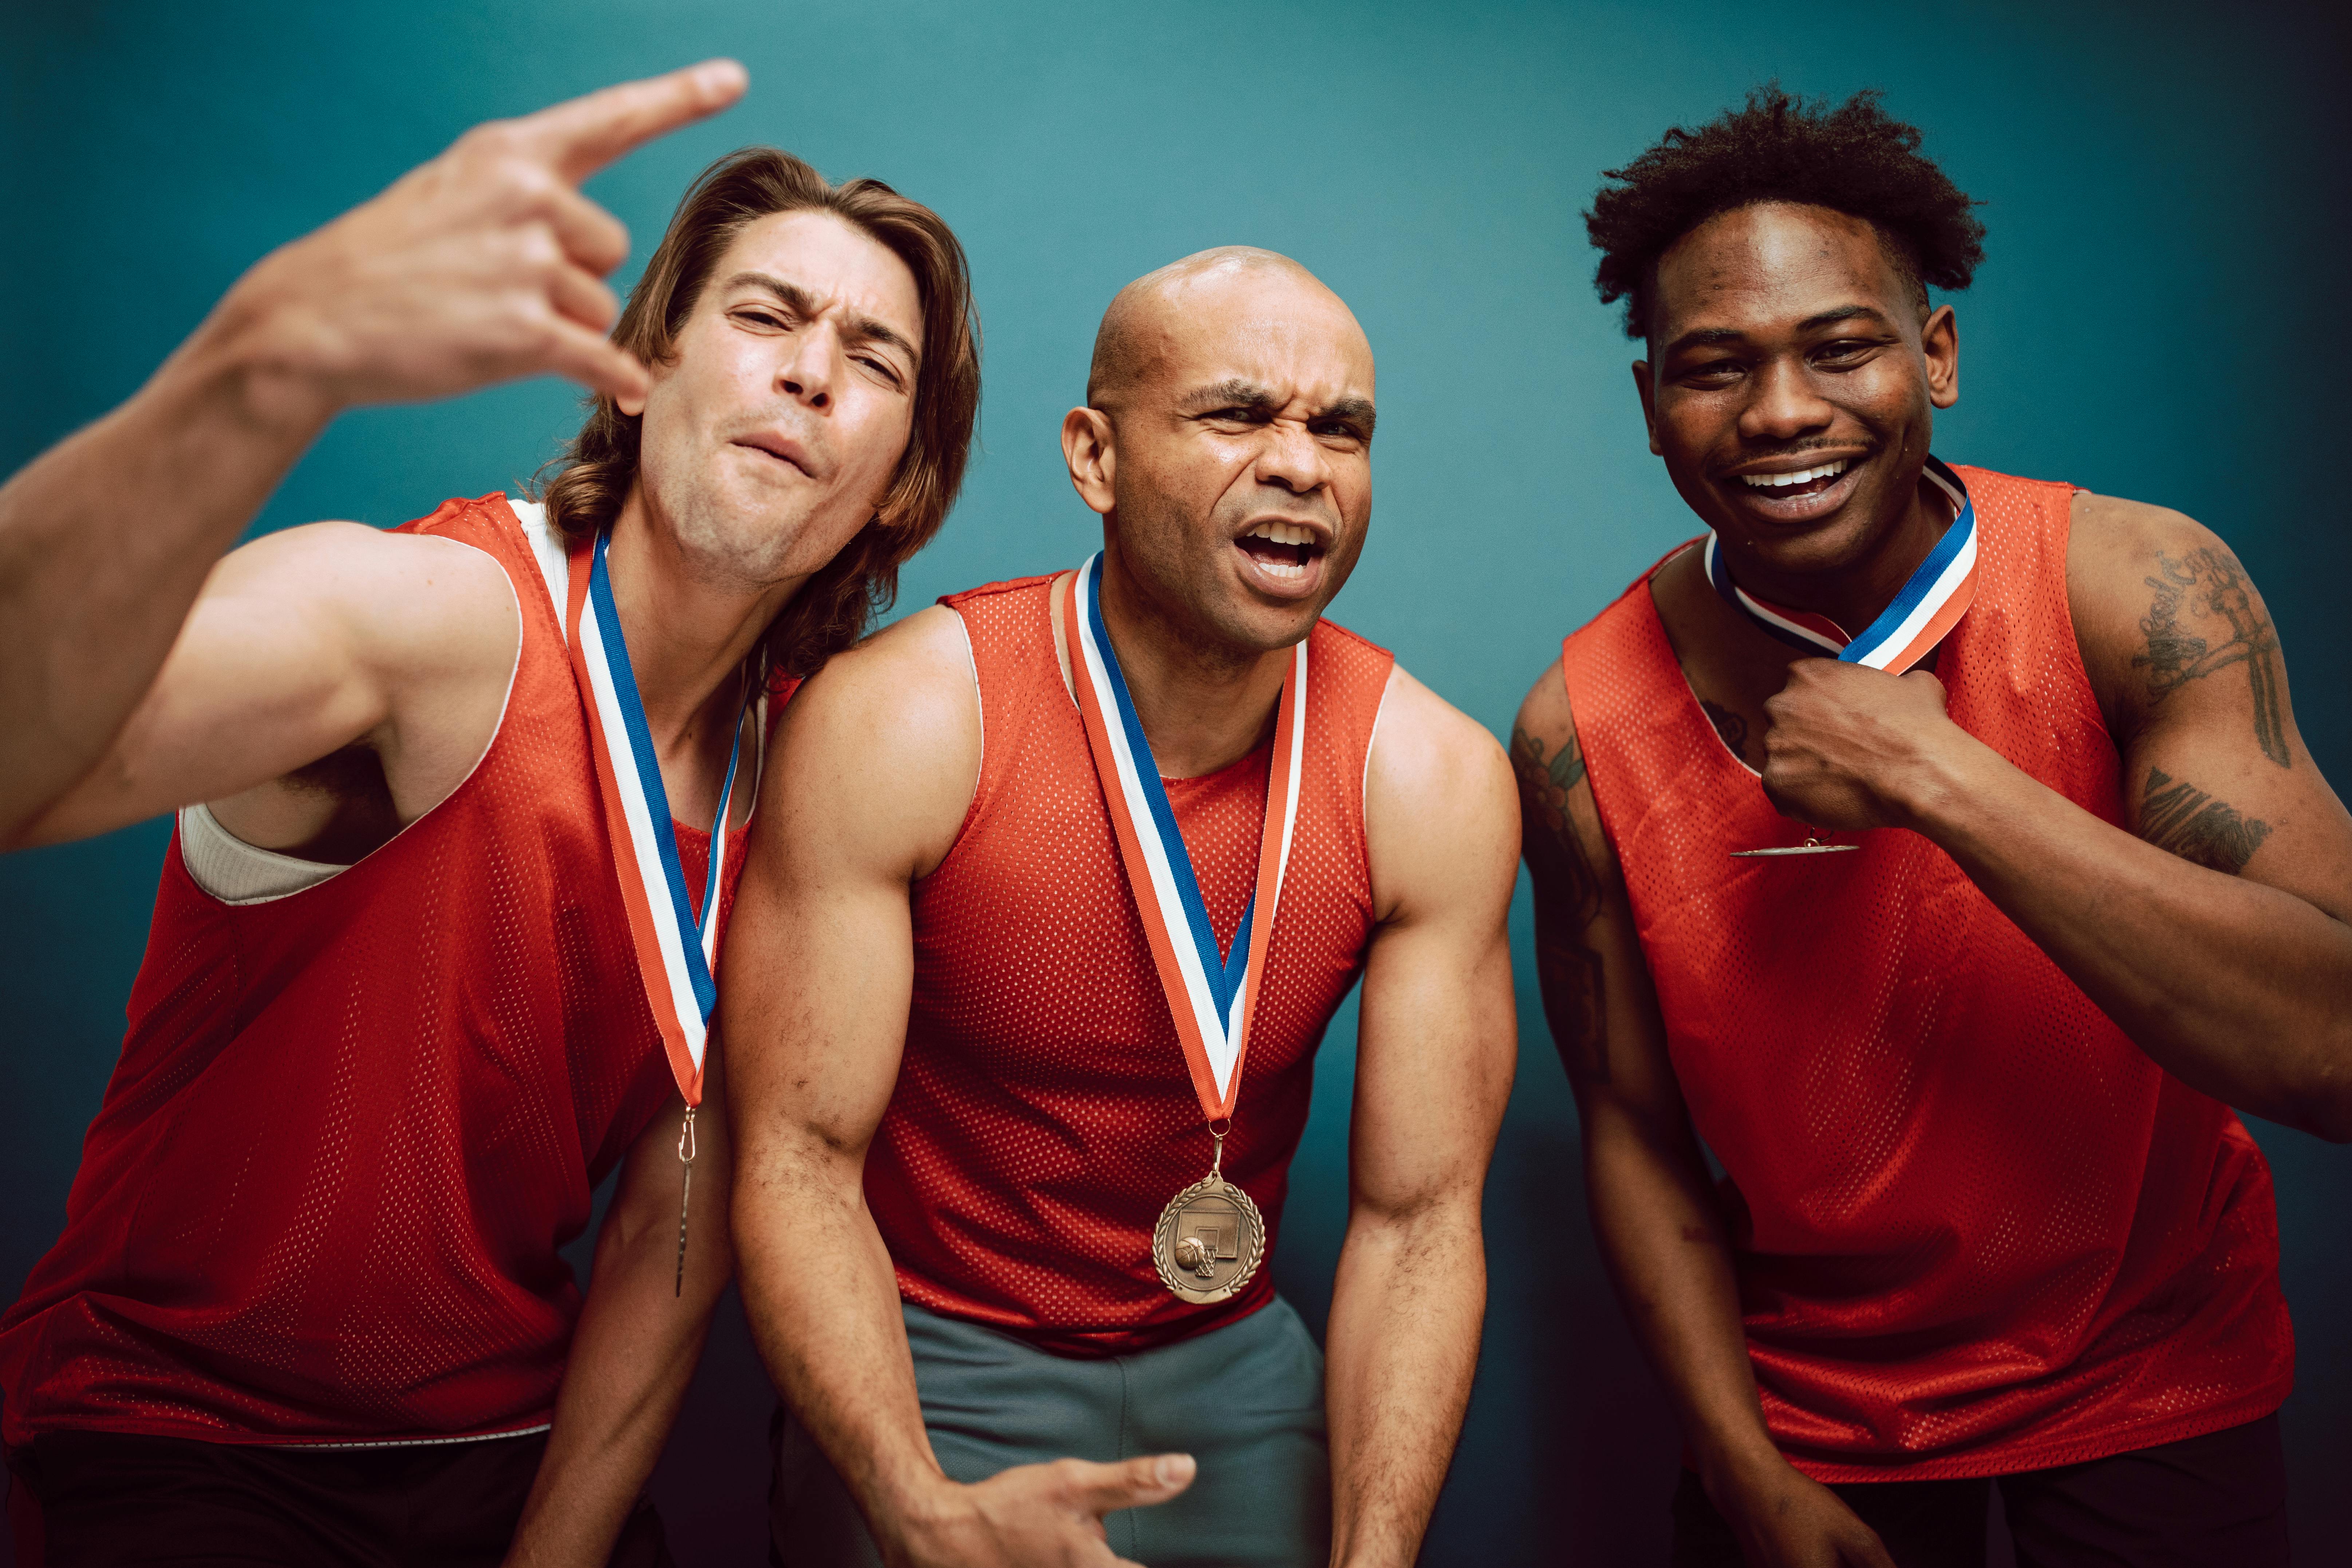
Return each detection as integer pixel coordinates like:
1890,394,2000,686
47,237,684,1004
726,249,1519,1568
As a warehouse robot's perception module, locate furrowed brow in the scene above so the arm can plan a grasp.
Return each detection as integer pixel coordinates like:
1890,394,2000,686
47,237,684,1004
724,273,919,371
842,313,920,372
1319,395,1377,437
1182,379,1283,415
725,271,822,317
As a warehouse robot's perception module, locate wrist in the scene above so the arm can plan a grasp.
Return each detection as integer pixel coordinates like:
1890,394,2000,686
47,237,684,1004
1883,719,1995,836
874,1468,974,1561
1689,1426,1787,1505
169,247,348,440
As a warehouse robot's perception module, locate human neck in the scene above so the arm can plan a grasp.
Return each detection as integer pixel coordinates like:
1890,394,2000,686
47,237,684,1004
605,489,800,773
1096,537,1291,781
1720,467,1954,638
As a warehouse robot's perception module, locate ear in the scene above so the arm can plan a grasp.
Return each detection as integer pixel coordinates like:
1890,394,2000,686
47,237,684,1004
1061,406,1117,517
1631,358,1662,456
1921,304,1959,410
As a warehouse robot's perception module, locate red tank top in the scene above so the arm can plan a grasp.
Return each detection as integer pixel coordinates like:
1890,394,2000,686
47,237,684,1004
868,576,1393,1356
0,495,762,1448
1561,465,2291,1480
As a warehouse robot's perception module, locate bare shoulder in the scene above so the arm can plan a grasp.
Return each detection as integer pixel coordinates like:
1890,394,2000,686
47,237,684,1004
1368,664,1513,820
209,519,519,680
764,603,979,877
2065,489,2287,753
1364,664,1517,920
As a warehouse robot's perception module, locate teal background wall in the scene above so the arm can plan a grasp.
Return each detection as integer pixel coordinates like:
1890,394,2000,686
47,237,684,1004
5,1,2347,1561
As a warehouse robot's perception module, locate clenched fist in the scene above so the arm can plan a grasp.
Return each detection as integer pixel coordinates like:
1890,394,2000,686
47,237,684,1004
209,59,747,427
1759,659,1972,834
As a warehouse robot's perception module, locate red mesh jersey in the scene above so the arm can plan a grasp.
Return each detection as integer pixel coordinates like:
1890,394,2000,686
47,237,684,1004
1561,465,2292,1480
0,496,764,1448
870,576,1394,1356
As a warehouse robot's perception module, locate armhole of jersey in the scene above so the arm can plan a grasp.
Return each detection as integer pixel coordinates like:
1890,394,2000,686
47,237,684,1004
179,521,529,907
1361,664,1394,826
953,608,985,829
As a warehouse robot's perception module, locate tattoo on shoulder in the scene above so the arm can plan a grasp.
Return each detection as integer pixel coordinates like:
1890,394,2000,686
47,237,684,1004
2132,546,2291,768
1509,722,1608,1082
2140,766,2273,874
1700,699,1749,763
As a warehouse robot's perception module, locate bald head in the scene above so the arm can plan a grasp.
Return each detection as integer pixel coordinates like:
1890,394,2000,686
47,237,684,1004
1086,247,1362,408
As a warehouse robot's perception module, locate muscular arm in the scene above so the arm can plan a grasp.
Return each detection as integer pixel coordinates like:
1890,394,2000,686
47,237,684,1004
506,1071,734,1568
724,606,1187,1568
1324,671,1516,1568
1762,495,2352,1139
1513,663,1893,1568
0,62,744,846
12,521,518,855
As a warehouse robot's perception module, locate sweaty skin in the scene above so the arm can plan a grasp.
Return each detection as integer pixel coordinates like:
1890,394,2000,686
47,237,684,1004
1518,201,2352,1568
726,249,1519,1568
0,75,948,1566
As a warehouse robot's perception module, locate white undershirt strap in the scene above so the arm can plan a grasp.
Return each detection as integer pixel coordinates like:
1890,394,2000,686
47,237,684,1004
178,802,350,904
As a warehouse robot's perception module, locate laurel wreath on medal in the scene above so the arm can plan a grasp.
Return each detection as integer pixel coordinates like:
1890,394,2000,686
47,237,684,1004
1151,1173,1266,1305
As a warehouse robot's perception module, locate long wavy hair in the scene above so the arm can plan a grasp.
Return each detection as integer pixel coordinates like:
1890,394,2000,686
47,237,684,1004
539,148,980,677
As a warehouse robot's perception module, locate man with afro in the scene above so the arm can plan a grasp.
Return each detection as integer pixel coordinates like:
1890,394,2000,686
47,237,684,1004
1514,87,2348,1565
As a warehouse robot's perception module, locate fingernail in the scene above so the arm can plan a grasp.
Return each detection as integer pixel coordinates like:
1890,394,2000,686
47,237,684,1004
1155,1454,1195,1487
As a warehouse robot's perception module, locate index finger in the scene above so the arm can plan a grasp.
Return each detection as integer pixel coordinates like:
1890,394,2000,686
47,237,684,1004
514,59,749,185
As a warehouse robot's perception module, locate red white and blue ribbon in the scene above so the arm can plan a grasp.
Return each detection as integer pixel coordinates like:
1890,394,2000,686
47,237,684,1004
1056,554,1304,1119
562,528,751,1109
1705,456,1977,675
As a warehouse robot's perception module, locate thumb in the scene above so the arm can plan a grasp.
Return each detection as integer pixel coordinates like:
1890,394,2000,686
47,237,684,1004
1070,1452,1196,1515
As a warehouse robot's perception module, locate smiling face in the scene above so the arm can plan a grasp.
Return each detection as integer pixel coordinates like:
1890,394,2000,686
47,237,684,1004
623,209,923,589
1068,254,1376,655
1635,201,1958,578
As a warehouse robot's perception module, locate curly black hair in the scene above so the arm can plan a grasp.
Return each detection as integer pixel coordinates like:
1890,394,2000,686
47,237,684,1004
1587,86,1986,340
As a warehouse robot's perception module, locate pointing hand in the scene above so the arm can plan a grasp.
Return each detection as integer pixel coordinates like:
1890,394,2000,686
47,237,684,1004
213,60,749,426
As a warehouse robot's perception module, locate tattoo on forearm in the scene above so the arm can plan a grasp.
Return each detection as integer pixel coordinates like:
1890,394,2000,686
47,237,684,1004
1700,700,1749,764
1510,723,1608,1082
2140,766,2273,874
2132,547,2291,768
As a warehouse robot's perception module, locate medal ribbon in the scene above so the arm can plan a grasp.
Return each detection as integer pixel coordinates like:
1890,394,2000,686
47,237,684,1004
1705,456,1977,675
1057,554,1305,1120
563,529,751,1108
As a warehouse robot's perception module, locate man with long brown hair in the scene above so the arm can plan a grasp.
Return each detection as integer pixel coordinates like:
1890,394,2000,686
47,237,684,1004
0,63,980,1568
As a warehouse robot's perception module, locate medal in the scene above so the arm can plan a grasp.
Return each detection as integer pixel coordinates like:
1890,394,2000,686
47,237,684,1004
1057,556,1303,1304
561,528,755,1293
1150,1127,1266,1304
1710,458,1975,860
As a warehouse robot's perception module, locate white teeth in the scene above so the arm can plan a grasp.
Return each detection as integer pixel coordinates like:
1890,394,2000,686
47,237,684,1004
1740,459,1851,489
1245,521,1316,546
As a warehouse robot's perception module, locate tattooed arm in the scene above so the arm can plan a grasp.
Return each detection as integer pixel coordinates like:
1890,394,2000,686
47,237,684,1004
1512,663,1897,1568
1758,494,2352,1139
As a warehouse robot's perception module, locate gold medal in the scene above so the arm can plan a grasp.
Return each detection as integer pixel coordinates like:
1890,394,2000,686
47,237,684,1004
1151,1134,1264,1304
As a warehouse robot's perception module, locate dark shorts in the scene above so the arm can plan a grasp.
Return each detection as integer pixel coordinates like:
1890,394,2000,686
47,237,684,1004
771,1296,1330,1568
1669,1414,2290,1568
4,1428,670,1568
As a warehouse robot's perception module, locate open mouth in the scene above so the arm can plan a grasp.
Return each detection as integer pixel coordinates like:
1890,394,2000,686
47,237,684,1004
1234,520,1326,586
1738,458,1850,498
1722,454,1867,521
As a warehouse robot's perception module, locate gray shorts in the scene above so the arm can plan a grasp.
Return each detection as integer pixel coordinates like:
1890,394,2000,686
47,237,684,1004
769,1296,1330,1568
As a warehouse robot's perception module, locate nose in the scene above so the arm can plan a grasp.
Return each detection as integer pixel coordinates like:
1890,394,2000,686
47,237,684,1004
776,321,839,411
1738,356,1835,444
1254,419,1331,497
